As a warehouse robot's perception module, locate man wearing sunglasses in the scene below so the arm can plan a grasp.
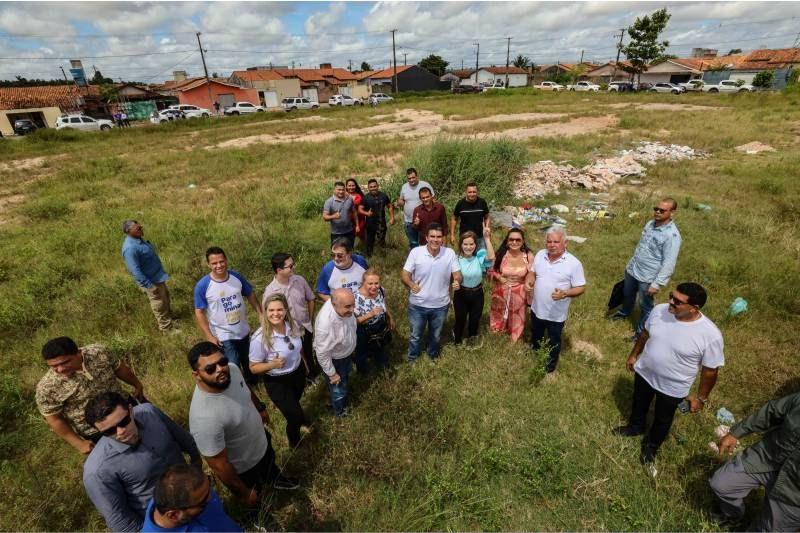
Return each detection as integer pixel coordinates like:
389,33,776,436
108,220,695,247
613,282,724,470
611,198,682,340
142,464,243,532
82,392,201,532
187,342,298,509
316,238,369,302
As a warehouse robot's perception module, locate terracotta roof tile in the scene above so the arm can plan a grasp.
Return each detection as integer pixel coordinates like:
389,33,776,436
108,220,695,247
231,70,285,82
451,69,475,79
367,65,414,79
0,84,101,111
735,48,800,70
354,70,375,81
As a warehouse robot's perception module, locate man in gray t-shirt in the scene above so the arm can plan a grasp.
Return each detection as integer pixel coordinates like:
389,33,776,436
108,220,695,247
322,181,356,248
187,342,297,507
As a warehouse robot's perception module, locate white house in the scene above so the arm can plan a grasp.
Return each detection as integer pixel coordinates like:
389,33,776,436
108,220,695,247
637,59,703,84
457,66,529,87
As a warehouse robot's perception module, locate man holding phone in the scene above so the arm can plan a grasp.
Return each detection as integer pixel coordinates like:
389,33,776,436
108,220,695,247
612,282,724,469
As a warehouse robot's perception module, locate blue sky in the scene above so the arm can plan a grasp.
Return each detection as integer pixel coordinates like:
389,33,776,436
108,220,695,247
0,1,799,82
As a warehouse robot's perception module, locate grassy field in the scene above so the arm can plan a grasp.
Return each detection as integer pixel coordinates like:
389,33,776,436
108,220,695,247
1,88,799,531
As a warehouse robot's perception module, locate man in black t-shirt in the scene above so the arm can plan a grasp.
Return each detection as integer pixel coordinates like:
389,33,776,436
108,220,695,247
361,178,395,256
450,182,490,249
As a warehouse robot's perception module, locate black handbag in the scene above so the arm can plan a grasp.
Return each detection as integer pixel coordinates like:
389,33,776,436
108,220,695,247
608,279,625,309
364,314,392,347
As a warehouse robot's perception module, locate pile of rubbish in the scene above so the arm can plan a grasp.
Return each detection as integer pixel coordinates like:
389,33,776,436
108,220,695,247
735,141,775,154
574,200,613,221
514,141,706,199
490,205,567,229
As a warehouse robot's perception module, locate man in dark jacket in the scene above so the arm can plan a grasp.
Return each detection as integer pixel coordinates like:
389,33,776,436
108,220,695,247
709,392,800,531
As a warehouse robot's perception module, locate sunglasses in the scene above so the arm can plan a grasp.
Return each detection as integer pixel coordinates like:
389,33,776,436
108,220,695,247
101,413,132,436
330,252,348,259
507,238,523,242
668,292,691,306
282,336,296,351
282,263,295,270
653,207,671,213
202,356,229,374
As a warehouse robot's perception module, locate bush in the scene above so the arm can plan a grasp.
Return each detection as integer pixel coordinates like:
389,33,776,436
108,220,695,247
20,196,72,220
296,182,333,219
399,137,528,204
752,70,775,89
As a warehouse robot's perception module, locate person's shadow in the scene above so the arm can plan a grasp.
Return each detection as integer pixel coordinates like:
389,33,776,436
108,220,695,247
611,374,635,421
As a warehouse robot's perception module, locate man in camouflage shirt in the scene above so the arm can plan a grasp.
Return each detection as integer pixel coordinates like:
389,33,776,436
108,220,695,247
35,336,146,454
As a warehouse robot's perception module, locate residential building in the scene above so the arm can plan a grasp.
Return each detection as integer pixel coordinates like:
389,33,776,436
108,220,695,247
357,65,447,92
584,61,634,84
701,48,800,88
171,78,261,111
274,64,368,103
0,84,104,135
228,70,302,108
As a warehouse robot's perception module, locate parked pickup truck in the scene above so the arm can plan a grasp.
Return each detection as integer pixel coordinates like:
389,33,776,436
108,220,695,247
678,79,705,92
701,80,756,93
567,81,601,92
534,81,565,91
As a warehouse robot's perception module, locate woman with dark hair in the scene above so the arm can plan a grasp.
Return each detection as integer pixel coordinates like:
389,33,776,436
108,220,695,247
346,178,367,248
489,228,534,342
452,226,495,346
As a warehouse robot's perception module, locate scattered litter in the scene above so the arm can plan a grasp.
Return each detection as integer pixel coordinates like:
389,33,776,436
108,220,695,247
735,142,775,154
708,441,720,453
715,424,731,439
695,203,712,212
550,204,569,214
717,407,736,425
567,235,587,244
628,211,639,219
628,180,643,185
574,200,613,221
187,183,197,189
490,205,568,229
572,339,602,360
514,141,705,199
728,297,748,317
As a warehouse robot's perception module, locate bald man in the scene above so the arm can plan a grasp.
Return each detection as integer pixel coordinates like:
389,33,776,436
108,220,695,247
313,288,357,418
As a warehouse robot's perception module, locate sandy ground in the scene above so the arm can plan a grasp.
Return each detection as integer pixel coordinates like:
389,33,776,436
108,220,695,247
209,109,582,149
474,115,618,140
0,155,55,172
607,102,719,111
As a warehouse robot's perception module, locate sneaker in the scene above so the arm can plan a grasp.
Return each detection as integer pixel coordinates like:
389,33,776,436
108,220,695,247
299,425,313,436
609,312,628,321
272,475,300,490
612,425,645,437
645,462,658,478
639,448,657,465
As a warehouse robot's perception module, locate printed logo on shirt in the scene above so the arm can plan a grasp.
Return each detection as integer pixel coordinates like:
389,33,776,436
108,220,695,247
221,294,242,325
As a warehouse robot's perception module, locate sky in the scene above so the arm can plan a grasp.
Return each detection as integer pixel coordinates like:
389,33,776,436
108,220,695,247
1,1,799,83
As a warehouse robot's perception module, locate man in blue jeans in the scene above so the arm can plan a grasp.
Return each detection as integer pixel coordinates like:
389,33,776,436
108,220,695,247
314,289,357,418
193,246,262,386
401,223,462,362
611,198,681,339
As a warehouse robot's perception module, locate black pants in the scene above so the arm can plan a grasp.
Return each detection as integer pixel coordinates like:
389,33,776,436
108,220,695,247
452,286,484,343
364,219,387,256
263,366,307,447
629,372,683,456
301,329,321,379
530,312,566,372
239,431,279,489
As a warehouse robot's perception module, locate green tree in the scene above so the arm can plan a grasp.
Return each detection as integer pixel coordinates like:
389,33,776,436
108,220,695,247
620,8,672,84
568,64,587,84
99,83,121,104
727,48,742,55
360,61,372,72
513,55,531,69
752,70,774,89
91,69,113,85
418,54,449,77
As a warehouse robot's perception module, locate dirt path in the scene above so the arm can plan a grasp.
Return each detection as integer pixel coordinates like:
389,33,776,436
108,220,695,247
209,109,585,149
475,115,618,140
607,102,719,112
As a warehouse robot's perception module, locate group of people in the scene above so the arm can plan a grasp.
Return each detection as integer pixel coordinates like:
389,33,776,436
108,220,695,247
31,172,799,532
113,110,131,128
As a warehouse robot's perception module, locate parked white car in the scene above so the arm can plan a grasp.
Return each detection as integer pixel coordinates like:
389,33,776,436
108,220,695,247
702,80,756,93
568,81,601,92
55,114,115,131
679,79,705,92
223,102,266,115
281,97,318,111
649,82,684,94
167,104,210,118
328,94,363,106
368,93,394,105
150,109,186,124
535,81,565,91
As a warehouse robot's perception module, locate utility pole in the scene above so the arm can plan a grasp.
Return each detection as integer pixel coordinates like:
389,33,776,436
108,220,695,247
391,29,398,94
473,42,480,85
579,49,584,63
348,59,352,71
60,66,68,81
403,52,407,65
461,59,464,70
612,28,625,80
505,36,511,88
196,32,214,112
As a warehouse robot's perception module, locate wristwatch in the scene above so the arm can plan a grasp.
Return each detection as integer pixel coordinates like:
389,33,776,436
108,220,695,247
698,397,708,405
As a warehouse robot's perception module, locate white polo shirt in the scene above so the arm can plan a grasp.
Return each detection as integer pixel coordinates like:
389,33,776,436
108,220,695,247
634,303,725,398
403,245,460,308
530,249,586,323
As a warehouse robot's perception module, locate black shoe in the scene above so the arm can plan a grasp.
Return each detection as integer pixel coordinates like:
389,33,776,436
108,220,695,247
612,425,645,437
272,475,300,490
709,508,741,527
609,312,628,321
639,447,656,465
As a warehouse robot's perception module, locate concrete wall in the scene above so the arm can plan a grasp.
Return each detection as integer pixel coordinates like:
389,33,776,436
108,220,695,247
0,106,62,136
178,84,260,109
702,67,794,89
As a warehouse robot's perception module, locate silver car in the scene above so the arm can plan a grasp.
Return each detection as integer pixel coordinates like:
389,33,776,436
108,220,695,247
55,114,115,131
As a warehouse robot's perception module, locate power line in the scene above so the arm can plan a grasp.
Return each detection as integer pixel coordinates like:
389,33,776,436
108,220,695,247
0,50,195,61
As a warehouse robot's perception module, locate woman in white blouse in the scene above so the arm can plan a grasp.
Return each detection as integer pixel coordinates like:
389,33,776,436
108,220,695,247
249,294,310,447
354,269,396,373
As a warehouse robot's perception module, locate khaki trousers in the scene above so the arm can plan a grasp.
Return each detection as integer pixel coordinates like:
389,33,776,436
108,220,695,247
143,282,173,330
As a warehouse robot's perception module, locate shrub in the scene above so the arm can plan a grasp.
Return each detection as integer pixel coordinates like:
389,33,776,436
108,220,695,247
752,70,775,89
296,182,333,219
20,196,72,220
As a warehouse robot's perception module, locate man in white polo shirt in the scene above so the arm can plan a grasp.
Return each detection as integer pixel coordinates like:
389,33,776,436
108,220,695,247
401,222,461,362
315,238,369,302
614,282,724,468
193,247,262,383
525,226,586,373
396,167,434,250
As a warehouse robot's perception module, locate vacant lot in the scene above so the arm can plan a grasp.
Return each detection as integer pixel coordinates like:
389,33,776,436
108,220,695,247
1,89,799,531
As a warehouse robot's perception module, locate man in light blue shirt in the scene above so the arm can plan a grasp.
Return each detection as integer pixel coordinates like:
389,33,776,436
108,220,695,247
121,220,175,331
611,198,682,338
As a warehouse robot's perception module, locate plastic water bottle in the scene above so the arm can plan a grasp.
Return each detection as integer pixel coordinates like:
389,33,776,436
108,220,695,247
728,297,748,316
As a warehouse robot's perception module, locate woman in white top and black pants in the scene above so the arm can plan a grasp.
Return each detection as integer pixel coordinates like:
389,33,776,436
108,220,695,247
249,294,309,447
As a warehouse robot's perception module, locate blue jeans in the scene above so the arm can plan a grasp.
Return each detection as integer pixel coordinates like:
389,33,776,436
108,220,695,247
355,328,389,373
326,356,352,418
221,336,256,384
530,311,565,372
407,304,449,362
404,222,419,249
619,270,654,334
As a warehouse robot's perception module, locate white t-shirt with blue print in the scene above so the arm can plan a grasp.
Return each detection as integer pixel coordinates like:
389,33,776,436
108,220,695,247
193,270,253,342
